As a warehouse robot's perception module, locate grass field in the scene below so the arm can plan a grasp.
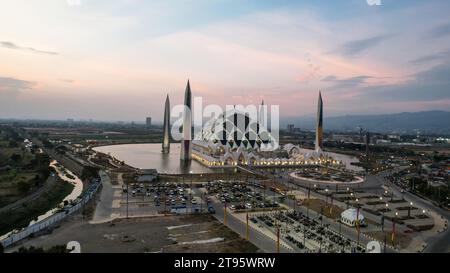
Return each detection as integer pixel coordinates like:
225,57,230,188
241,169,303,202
0,172,39,207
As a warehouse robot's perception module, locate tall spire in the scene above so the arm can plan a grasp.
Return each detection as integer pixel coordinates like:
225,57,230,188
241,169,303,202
315,91,323,152
259,99,266,133
180,79,192,161
162,94,170,153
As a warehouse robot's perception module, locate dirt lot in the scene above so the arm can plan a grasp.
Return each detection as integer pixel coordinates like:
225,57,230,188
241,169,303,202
304,198,343,219
8,214,258,253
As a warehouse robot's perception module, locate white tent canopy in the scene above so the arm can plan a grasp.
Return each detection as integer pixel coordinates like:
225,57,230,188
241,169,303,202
340,208,365,227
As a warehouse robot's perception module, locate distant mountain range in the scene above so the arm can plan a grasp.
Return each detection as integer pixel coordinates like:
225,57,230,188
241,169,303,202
281,111,450,134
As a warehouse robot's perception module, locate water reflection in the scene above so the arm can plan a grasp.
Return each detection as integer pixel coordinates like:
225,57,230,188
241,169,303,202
93,143,221,174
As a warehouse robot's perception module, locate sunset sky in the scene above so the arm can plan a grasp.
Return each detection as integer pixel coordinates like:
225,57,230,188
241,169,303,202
1,0,450,122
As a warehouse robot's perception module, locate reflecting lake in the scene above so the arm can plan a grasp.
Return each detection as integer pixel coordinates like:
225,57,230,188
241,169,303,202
93,143,220,174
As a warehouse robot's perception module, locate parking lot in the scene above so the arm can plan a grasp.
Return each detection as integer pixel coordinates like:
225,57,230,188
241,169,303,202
117,182,205,217
204,180,282,212
247,210,365,253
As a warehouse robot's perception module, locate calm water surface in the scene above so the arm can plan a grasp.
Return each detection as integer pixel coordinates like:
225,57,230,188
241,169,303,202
93,143,219,174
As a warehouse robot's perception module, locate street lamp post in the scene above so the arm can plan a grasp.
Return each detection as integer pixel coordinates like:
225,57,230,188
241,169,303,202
319,206,324,253
189,170,193,195
392,211,399,248
246,212,249,241
224,202,228,226
200,192,203,213
346,187,350,209
408,202,413,218
307,183,311,199
381,201,386,231
355,198,360,249
350,192,354,203
383,203,388,253
293,196,296,212
276,225,280,253
126,181,129,219
339,214,343,252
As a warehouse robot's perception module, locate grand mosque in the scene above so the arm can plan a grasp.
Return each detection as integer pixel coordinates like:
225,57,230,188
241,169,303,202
162,81,360,171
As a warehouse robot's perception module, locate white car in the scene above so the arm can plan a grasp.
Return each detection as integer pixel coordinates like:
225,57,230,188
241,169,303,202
245,203,252,209
191,199,197,204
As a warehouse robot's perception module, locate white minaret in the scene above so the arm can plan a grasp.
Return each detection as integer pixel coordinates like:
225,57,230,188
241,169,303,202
180,80,192,161
259,99,265,132
315,91,323,152
162,94,170,153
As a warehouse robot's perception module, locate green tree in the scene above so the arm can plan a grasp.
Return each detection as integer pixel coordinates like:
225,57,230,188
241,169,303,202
17,181,31,193
10,153,22,163
8,140,18,148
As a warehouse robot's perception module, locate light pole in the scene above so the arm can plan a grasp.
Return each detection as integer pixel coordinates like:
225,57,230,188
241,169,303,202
392,211,398,248
276,225,280,253
246,212,249,241
346,188,351,209
224,202,228,226
376,196,383,213
200,192,203,213
126,181,129,219
339,211,343,252
408,202,413,218
189,170,193,194
383,203,388,253
355,198,360,249
308,183,311,201
293,196,297,212
319,207,323,253
325,188,329,206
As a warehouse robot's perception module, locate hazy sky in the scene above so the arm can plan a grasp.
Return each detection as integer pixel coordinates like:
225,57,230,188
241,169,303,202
1,0,450,122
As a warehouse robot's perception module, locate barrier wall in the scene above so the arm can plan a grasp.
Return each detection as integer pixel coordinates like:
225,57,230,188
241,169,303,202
0,179,101,249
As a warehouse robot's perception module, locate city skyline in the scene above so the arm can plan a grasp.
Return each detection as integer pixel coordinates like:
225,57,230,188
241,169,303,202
1,0,450,122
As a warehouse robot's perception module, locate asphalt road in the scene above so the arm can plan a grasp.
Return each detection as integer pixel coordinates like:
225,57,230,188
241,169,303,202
92,170,115,222
385,179,450,253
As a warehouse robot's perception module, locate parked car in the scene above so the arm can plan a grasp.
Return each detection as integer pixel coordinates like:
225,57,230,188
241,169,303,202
208,206,216,214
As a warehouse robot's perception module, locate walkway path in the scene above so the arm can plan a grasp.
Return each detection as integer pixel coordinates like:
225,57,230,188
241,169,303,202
91,171,115,223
